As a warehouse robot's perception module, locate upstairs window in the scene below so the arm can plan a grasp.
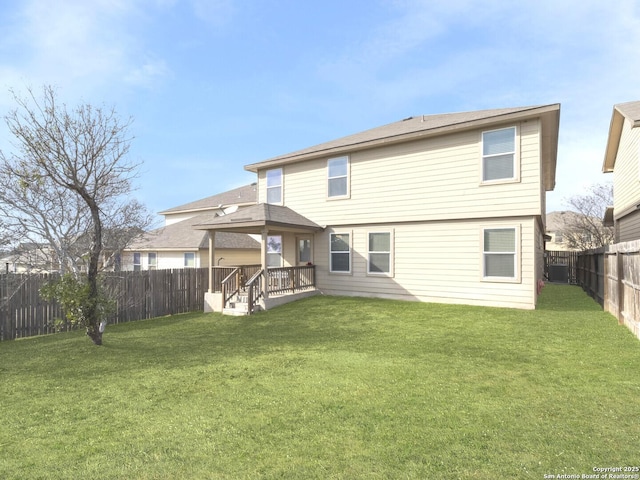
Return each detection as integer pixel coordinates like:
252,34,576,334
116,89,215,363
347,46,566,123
266,168,283,204
482,127,517,182
328,156,349,198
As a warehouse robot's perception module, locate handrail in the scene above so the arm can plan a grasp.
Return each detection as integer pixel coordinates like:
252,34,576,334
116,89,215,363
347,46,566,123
221,268,240,307
246,269,263,315
267,265,315,295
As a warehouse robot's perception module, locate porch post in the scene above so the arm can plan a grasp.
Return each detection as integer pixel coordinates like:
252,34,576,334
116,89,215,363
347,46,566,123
261,227,269,300
208,231,215,293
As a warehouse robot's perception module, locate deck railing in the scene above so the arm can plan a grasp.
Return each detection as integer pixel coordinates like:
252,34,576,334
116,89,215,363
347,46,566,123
267,265,315,295
246,269,264,315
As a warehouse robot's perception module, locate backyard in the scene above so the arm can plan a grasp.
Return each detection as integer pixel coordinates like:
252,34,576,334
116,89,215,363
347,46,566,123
0,284,639,479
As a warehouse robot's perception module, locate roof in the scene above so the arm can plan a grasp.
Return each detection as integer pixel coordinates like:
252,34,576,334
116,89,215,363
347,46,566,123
193,203,323,233
127,216,260,251
245,104,560,189
603,101,640,173
159,183,257,216
546,211,583,231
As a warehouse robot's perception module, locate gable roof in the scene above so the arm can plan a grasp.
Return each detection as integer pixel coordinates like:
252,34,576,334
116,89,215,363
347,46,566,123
603,101,640,173
127,216,260,251
193,203,323,233
245,104,560,189
159,183,257,216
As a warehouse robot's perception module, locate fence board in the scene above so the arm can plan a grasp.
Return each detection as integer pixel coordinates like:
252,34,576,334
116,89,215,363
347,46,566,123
0,268,209,341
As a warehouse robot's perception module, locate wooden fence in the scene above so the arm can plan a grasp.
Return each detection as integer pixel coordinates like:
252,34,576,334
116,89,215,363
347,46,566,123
577,241,640,340
544,250,580,284
0,267,209,341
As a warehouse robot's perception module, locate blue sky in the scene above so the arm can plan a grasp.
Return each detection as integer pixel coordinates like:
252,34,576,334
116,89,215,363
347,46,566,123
0,0,639,223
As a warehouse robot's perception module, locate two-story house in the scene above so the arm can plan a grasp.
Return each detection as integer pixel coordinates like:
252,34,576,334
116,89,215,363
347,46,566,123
196,104,560,313
602,101,640,242
121,184,260,271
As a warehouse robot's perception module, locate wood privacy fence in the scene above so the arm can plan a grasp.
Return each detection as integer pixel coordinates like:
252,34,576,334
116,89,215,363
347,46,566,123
0,267,209,341
577,241,640,340
544,250,580,284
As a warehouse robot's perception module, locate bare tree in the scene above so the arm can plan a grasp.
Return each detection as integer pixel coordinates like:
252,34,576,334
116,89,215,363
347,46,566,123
0,85,153,344
561,183,614,250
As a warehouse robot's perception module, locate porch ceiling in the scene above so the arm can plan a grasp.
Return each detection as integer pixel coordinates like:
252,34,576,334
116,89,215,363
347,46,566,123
192,203,324,234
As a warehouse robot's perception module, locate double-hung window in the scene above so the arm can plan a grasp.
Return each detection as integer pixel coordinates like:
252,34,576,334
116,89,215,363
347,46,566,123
267,235,282,267
368,232,393,275
133,252,141,271
482,127,517,182
184,252,195,268
327,156,349,198
148,252,157,270
330,233,351,273
266,168,282,204
482,227,518,280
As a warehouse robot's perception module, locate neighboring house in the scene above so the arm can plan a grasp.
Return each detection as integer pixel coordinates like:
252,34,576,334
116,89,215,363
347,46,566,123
545,210,606,251
602,100,640,242
196,104,560,311
0,243,57,274
545,211,573,251
121,184,260,271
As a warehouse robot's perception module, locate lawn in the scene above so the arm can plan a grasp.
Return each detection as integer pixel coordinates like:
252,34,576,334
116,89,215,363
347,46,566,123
1,284,639,479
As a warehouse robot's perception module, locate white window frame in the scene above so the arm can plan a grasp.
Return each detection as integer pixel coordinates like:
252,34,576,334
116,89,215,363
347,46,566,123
329,232,351,274
184,252,196,268
266,168,283,205
327,156,350,199
267,235,283,268
481,126,519,184
481,226,521,283
148,252,157,270
132,252,141,272
367,230,394,276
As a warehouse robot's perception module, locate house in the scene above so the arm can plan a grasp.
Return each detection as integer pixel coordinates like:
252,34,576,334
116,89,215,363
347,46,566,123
121,184,260,271
602,101,640,242
196,104,560,313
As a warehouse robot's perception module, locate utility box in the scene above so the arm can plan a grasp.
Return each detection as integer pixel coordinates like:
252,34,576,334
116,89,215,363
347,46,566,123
549,264,569,283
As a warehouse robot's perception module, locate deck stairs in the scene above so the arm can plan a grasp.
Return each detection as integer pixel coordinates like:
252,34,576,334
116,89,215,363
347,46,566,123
223,291,261,316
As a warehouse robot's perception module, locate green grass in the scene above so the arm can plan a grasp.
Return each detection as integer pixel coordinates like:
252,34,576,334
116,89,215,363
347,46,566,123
1,284,639,479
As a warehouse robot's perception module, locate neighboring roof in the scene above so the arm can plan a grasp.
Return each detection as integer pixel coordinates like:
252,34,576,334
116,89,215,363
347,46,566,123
245,104,560,190
159,183,258,216
193,203,324,233
546,211,583,231
127,216,260,251
603,100,640,173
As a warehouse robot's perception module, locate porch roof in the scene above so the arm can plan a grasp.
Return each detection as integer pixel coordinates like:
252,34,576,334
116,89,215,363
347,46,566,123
193,203,324,233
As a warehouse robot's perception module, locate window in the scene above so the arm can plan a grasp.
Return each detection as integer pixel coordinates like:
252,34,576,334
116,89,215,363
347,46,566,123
133,252,141,271
555,232,564,243
267,235,282,267
184,252,195,268
482,127,517,182
483,228,517,279
298,238,312,264
368,232,393,275
328,156,349,198
266,168,282,204
330,233,350,273
148,252,157,270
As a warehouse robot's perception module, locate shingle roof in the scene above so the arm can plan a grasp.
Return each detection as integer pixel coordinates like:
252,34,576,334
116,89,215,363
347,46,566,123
245,104,560,172
193,203,323,233
603,100,640,172
159,183,257,215
127,216,260,251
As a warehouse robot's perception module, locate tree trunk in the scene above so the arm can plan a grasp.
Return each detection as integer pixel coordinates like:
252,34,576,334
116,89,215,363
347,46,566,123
86,323,103,345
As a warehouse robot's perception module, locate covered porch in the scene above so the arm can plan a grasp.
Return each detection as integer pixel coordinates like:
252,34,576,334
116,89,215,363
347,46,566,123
193,203,324,315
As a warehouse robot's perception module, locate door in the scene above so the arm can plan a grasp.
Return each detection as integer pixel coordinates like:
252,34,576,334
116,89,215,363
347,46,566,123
297,236,313,266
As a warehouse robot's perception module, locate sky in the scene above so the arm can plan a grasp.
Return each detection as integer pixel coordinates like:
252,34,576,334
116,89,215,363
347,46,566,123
0,0,639,224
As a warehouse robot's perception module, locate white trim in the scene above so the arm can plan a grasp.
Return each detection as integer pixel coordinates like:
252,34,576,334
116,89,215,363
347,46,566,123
266,168,283,205
329,231,352,274
481,225,521,283
327,156,350,200
366,230,394,277
184,252,196,268
480,125,520,185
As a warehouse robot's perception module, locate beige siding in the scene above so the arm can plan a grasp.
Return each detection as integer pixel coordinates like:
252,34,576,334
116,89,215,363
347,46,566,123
258,120,543,227
303,218,537,310
618,210,640,243
121,248,259,271
613,120,640,216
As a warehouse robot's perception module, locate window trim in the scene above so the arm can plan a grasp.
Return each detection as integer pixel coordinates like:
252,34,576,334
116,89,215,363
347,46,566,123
329,231,352,274
367,230,394,277
132,252,141,272
481,225,521,283
184,252,196,268
480,126,520,185
267,235,283,268
327,156,350,200
266,168,283,205
148,252,157,270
